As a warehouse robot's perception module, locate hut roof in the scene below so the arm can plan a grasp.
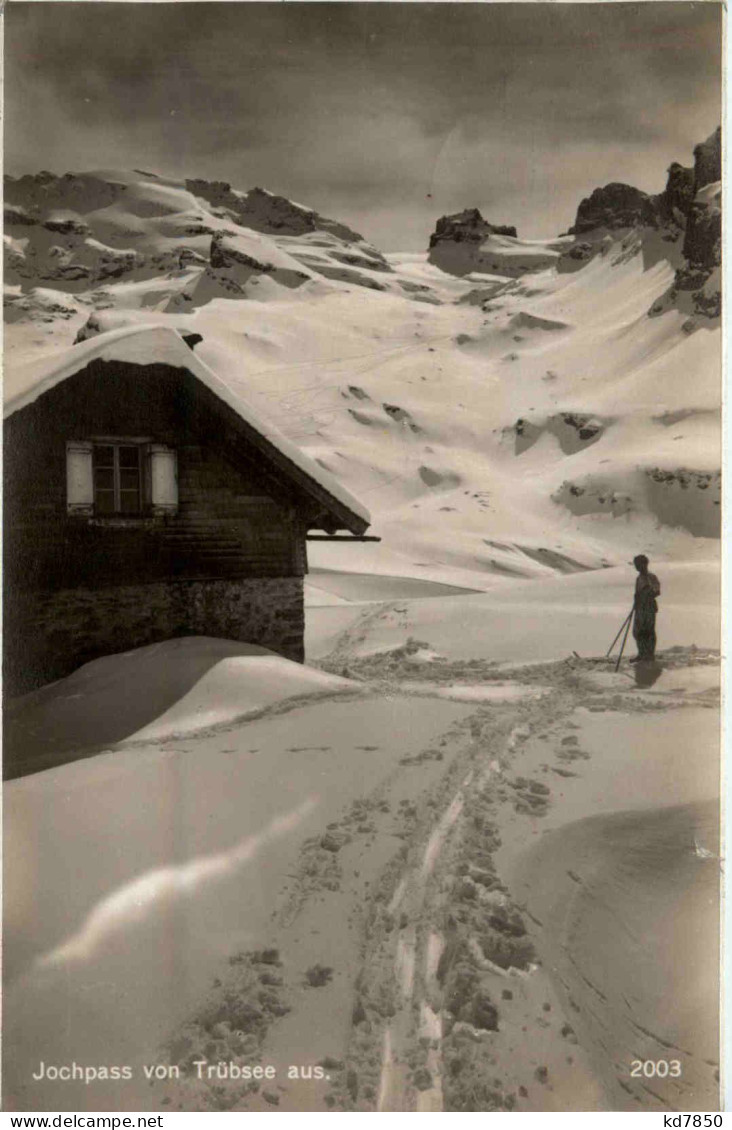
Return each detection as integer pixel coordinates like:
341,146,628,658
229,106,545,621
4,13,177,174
4,324,370,533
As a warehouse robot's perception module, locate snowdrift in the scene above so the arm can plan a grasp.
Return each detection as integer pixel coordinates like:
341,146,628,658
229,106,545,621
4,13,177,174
4,637,360,778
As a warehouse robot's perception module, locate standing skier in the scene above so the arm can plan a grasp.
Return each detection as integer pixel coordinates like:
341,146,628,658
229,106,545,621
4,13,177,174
631,554,661,662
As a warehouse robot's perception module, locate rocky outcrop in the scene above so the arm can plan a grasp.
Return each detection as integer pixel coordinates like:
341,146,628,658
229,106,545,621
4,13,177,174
6,233,146,289
4,171,126,216
429,208,517,249
681,127,722,272
208,231,310,286
565,127,721,318
43,216,90,236
184,180,393,281
569,183,653,234
172,231,314,304
5,203,38,226
692,126,721,192
186,180,365,244
556,240,598,273
569,160,696,237
656,162,695,227
426,209,564,279
673,128,722,315
569,128,719,242
681,189,721,274
329,249,392,273
209,231,273,273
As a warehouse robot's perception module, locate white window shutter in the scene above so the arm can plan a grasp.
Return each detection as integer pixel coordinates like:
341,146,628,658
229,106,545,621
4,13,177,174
66,441,94,514
149,445,178,513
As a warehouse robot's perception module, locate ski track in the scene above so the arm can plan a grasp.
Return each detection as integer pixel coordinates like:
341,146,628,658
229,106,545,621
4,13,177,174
261,643,718,1112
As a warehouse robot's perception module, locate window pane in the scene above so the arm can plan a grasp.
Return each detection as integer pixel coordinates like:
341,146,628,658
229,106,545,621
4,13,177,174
91,443,143,514
94,446,114,467
94,468,115,491
119,469,139,491
118,446,139,469
119,490,140,514
96,490,115,514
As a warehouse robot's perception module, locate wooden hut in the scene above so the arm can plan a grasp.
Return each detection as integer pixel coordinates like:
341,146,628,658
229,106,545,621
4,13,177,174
4,325,371,693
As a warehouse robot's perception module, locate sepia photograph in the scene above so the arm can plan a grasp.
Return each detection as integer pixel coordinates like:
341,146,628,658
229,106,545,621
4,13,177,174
2,0,723,1114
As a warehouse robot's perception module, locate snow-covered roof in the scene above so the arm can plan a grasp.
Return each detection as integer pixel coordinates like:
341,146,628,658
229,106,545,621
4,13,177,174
4,324,370,531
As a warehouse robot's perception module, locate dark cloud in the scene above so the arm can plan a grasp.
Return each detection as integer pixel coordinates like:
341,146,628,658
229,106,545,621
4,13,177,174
5,2,722,249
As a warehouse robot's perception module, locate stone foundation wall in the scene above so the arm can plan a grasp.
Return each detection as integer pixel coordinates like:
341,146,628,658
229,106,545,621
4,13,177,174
4,576,304,695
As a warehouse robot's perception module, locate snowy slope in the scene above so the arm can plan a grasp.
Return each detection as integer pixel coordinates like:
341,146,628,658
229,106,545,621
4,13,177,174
4,160,721,593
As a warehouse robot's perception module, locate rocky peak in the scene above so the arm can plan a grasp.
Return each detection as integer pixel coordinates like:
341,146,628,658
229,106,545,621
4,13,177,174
680,126,722,279
4,171,126,217
681,185,721,277
569,127,720,241
429,208,517,248
692,126,721,192
656,162,695,226
559,127,721,317
569,183,653,235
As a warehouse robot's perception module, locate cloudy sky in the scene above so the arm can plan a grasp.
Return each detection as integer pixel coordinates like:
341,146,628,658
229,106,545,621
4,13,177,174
6,2,722,251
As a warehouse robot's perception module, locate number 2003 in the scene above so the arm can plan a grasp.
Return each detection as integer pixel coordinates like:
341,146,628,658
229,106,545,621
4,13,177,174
630,1060,682,1078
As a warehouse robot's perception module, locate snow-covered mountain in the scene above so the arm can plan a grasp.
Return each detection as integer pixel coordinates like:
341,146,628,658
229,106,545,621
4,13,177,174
4,171,397,306
4,131,721,591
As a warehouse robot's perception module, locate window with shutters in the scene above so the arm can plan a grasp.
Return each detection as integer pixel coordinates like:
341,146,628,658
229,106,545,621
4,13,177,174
94,443,141,514
66,439,178,518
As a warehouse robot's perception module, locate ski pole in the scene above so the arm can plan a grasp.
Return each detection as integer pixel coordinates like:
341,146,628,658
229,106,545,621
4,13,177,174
615,606,635,672
606,609,633,658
